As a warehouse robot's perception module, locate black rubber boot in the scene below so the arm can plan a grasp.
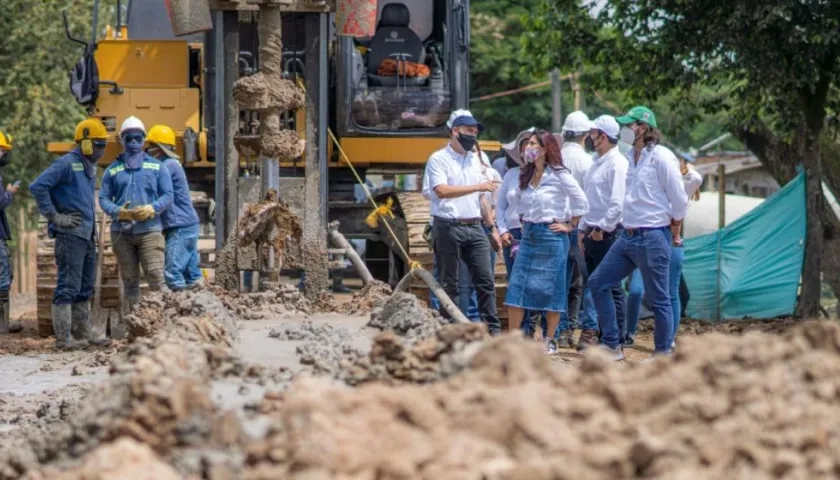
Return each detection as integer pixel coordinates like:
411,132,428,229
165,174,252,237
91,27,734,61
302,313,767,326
73,301,111,347
52,304,87,350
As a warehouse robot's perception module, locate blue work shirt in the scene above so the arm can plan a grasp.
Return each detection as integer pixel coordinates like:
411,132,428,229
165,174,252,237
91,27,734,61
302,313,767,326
160,156,199,230
30,149,97,240
0,172,13,241
99,153,173,234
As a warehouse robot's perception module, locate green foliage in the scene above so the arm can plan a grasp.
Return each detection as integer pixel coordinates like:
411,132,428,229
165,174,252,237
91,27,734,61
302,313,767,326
0,0,114,232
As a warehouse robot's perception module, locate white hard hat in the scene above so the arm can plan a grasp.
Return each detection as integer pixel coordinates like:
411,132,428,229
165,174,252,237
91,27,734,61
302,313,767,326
561,111,595,134
592,115,620,139
120,116,146,135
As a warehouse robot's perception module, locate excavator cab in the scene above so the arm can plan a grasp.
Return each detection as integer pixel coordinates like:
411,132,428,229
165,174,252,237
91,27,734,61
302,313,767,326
338,0,469,135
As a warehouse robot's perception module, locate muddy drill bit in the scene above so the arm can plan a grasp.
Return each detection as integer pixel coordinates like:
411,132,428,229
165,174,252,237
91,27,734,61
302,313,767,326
237,191,303,285
232,4,306,290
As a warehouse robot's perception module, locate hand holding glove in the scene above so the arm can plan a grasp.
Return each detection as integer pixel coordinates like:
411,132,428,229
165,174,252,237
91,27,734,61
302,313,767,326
51,212,82,228
133,205,156,221
116,202,134,221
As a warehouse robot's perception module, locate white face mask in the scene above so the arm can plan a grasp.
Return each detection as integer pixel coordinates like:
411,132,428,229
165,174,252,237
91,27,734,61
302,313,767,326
619,126,636,146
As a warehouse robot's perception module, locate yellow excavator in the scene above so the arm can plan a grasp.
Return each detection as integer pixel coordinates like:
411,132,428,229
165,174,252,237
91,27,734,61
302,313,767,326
38,0,502,333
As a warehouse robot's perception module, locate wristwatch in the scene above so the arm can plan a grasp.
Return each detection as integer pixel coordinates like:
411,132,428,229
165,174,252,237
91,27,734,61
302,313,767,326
594,226,602,233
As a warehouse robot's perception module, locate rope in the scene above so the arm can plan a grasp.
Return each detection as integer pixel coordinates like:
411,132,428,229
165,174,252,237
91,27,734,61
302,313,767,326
294,78,421,271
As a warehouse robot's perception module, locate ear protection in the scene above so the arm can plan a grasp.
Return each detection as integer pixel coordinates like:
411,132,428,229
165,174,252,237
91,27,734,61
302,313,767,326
80,128,93,156
1,132,10,149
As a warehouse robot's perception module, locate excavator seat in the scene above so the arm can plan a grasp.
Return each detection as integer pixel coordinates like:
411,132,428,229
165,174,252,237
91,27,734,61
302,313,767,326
366,3,428,87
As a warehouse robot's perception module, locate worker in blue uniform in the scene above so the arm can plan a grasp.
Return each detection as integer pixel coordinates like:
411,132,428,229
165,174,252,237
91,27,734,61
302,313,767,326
98,116,173,315
146,124,203,291
30,118,112,349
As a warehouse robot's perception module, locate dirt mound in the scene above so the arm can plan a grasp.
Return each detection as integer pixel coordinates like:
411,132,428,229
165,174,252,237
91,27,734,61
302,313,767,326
368,292,445,344
339,323,488,385
676,317,801,336
215,284,314,320
240,321,840,479
124,290,239,345
341,280,393,315
26,438,181,480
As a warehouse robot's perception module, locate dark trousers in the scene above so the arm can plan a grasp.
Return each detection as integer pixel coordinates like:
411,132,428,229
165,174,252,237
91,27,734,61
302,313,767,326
583,229,626,338
53,232,96,305
433,219,500,334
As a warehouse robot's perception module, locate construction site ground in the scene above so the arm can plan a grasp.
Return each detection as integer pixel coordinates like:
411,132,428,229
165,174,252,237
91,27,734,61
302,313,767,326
0,278,832,479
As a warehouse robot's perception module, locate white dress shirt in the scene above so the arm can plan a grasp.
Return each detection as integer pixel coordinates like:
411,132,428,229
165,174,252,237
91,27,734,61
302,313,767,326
425,144,485,219
682,164,703,199
581,146,628,232
496,167,522,235
561,142,594,189
623,144,688,228
516,167,589,224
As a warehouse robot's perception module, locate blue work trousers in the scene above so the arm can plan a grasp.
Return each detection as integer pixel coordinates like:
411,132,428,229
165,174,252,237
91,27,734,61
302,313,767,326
164,224,202,290
588,227,673,352
53,233,96,305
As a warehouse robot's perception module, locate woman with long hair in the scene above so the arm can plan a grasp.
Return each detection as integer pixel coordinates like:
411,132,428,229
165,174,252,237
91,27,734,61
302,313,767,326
505,130,589,354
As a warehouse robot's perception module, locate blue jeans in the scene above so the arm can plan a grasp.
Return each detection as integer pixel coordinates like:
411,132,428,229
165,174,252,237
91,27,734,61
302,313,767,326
502,228,544,336
53,233,96,305
625,245,685,340
583,229,624,337
588,227,673,352
164,224,202,290
0,242,11,292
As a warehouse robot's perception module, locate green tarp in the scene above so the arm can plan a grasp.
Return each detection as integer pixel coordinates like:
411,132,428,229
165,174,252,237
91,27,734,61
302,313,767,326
683,172,805,320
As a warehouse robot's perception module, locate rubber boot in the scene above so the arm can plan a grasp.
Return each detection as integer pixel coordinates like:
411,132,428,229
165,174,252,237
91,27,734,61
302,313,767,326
73,301,110,347
52,304,87,350
0,301,21,334
331,268,351,294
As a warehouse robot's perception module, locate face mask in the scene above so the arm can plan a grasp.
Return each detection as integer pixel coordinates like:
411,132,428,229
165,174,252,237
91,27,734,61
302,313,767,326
619,126,636,146
456,133,477,152
0,150,9,168
122,133,145,155
523,147,541,164
584,135,596,152
89,146,106,162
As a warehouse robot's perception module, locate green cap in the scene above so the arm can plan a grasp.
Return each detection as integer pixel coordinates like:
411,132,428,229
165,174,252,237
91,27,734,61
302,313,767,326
616,106,657,129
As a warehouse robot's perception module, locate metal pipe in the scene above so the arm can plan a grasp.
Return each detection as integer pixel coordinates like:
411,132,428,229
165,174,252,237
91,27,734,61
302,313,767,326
213,9,225,252
318,12,329,224
328,221,373,285
394,268,470,324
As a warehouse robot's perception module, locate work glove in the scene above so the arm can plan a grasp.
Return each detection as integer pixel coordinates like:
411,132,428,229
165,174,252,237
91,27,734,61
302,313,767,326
133,205,156,221
50,212,82,229
116,202,134,221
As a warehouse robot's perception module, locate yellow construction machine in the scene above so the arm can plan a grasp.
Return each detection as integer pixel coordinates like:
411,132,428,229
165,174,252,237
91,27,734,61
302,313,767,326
44,0,501,292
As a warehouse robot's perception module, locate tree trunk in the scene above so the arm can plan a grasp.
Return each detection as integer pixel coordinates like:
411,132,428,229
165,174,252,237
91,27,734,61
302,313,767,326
732,121,823,318
799,131,824,318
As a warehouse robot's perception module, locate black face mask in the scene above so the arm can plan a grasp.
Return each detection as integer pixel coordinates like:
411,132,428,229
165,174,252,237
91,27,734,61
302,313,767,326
584,136,596,152
457,133,478,152
0,150,10,168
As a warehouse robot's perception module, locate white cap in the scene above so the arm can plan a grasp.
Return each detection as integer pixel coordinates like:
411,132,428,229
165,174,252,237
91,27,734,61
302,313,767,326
120,116,146,135
561,110,595,134
501,127,536,166
445,109,472,129
592,115,620,139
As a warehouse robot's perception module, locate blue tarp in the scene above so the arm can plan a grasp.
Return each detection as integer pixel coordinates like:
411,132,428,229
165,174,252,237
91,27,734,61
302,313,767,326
683,172,805,320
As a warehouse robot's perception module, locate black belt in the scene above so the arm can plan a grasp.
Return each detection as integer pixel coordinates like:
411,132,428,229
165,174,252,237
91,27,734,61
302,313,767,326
624,226,667,236
433,216,482,225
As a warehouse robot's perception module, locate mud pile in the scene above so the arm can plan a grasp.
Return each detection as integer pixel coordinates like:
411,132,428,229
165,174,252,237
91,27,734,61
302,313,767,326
124,290,239,344
214,284,314,320
28,438,181,480
240,321,840,479
268,320,364,376
341,279,393,315
367,291,445,344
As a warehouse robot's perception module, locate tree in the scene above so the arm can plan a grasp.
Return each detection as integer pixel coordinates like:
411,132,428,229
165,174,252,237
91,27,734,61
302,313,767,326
0,1,112,226
524,0,840,317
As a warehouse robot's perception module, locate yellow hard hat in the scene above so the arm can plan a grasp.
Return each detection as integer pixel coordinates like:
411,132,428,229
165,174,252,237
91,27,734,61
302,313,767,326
74,118,108,142
147,125,176,146
0,131,11,151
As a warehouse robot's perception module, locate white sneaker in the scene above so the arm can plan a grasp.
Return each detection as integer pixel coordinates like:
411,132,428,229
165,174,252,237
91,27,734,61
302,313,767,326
545,339,558,355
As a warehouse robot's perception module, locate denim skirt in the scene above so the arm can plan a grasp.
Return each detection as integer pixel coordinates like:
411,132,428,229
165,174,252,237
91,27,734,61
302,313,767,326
504,222,570,313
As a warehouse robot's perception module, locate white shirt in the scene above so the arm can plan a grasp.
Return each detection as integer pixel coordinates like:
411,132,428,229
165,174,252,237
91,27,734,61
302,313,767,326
496,167,522,235
682,164,703,199
623,144,688,228
582,146,628,232
425,144,485,219
561,142,594,188
516,167,589,224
